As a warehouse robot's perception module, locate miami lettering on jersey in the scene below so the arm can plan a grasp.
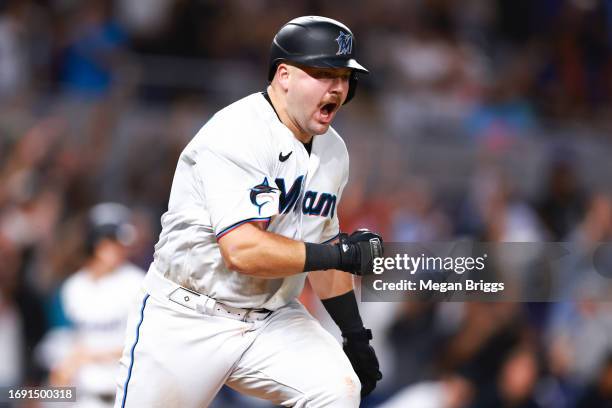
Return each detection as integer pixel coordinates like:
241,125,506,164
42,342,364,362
302,190,336,218
276,176,303,214
252,177,337,219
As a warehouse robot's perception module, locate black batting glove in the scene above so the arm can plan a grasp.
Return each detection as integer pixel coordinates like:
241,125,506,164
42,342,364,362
336,229,383,275
343,328,382,397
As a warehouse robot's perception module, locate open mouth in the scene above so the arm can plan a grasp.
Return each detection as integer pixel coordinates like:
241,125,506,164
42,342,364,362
319,102,338,120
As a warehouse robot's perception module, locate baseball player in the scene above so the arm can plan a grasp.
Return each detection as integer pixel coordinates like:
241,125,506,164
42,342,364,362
38,203,144,408
115,16,383,408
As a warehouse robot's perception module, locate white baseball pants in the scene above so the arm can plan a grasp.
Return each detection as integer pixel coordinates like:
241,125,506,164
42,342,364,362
114,272,361,407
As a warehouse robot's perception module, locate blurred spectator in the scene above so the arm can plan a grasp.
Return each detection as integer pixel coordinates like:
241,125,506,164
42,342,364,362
533,0,612,120
386,301,448,388
437,303,530,393
37,203,144,407
0,236,25,387
379,3,486,135
58,1,128,98
0,234,48,387
115,0,174,43
339,180,392,238
536,152,587,241
377,373,474,408
567,192,612,247
390,179,452,242
546,193,612,391
547,298,612,406
473,346,542,408
535,192,612,408
0,0,28,100
458,163,545,242
575,353,612,408
554,192,612,298
464,56,537,148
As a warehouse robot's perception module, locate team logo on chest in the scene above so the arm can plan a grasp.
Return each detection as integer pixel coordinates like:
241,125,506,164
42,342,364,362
250,178,279,215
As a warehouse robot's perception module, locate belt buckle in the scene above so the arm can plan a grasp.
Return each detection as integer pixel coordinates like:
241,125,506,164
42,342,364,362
169,287,216,315
242,308,271,322
241,309,253,322
199,296,216,315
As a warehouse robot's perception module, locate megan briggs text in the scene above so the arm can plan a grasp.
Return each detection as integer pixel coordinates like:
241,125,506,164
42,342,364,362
373,279,505,293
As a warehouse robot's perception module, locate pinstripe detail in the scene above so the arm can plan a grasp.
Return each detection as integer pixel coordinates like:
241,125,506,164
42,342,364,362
121,293,150,408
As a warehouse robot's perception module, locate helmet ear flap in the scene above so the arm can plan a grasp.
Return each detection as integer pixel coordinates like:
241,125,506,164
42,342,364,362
343,71,358,105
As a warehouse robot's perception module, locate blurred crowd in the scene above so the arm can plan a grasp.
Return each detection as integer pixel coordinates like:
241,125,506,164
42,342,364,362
1,0,611,407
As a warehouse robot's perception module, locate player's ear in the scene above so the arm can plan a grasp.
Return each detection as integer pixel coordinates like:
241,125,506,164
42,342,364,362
276,63,291,92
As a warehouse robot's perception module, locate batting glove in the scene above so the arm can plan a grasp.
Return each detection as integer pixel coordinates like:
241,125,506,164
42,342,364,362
337,229,384,275
343,328,382,397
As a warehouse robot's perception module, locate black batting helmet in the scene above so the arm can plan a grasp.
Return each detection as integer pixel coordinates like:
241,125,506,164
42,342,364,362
268,16,369,104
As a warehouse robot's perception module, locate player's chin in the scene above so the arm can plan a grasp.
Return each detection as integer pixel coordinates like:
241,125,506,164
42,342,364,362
310,121,331,135
311,114,335,134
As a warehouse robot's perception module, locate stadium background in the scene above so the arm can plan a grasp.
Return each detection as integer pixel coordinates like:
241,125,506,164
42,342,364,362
0,0,611,407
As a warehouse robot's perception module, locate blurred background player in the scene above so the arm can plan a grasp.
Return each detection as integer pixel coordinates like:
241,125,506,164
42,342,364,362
37,203,144,408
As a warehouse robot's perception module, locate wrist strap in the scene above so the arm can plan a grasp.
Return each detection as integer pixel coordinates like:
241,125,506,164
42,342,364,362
303,243,341,272
343,328,373,342
321,290,364,335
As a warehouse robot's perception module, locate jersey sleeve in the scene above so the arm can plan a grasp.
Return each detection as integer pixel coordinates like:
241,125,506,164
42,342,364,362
197,135,279,238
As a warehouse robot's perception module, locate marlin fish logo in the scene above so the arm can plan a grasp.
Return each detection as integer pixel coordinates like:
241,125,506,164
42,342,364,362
250,178,278,215
335,31,353,55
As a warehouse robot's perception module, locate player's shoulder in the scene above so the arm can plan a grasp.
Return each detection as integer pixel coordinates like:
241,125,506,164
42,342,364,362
60,268,89,299
211,93,264,123
321,126,349,161
200,94,273,139
59,268,91,301
187,93,276,153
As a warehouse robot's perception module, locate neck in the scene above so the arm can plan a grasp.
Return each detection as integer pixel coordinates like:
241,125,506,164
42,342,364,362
267,85,313,143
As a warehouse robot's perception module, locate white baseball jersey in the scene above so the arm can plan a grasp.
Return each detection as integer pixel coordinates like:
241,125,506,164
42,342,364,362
115,94,361,408
152,92,349,310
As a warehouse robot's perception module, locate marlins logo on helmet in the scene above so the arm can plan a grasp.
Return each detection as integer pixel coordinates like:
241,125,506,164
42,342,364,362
335,31,353,55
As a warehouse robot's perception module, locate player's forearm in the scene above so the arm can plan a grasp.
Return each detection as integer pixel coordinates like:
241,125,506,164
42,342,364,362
219,225,306,278
308,269,354,299
219,223,383,278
